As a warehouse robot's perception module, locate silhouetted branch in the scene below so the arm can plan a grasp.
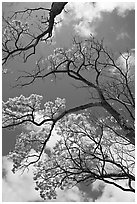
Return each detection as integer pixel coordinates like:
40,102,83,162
2,2,68,64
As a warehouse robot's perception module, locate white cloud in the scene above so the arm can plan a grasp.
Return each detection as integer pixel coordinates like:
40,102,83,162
108,49,135,78
2,156,86,202
2,156,42,202
116,32,130,40
74,20,96,37
92,180,105,192
46,128,61,149
3,102,135,202
65,2,135,37
55,186,86,202
95,2,135,16
116,50,135,77
116,2,135,17
93,180,135,202
25,111,61,150
2,141,135,202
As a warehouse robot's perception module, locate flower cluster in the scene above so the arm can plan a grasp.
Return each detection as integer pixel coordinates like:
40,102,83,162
32,112,135,200
8,129,47,173
2,94,43,128
3,94,43,112
43,97,66,118
32,114,101,200
3,20,29,42
3,93,134,200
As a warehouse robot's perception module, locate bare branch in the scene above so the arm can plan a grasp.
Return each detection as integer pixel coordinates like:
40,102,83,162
2,2,68,64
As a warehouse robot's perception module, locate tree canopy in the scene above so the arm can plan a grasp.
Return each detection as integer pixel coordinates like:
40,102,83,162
2,2,135,201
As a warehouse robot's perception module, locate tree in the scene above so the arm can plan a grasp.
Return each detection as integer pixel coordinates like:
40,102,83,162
2,2,67,64
2,2,135,201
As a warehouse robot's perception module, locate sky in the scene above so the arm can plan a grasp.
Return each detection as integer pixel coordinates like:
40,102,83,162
2,0,135,202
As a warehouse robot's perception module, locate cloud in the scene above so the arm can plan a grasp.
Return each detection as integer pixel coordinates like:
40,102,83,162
25,111,61,150
3,103,135,202
2,156,42,202
108,49,135,78
115,2,135,17
116,32,130,40
94,2,135,16
2,139,135,202
116,50,135,77
74,20,96,37
2,156,86,202
65,2,135,37
93,180,135,202
55,186,86,202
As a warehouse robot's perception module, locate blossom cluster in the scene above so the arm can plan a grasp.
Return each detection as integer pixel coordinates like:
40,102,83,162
32,113,101,199
3,20,29,42
43,97,66,118
32,112,135,200
3,94,134,200
2,94,43,128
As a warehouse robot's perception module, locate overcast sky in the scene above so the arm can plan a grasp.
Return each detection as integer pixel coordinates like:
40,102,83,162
2,1,135,202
